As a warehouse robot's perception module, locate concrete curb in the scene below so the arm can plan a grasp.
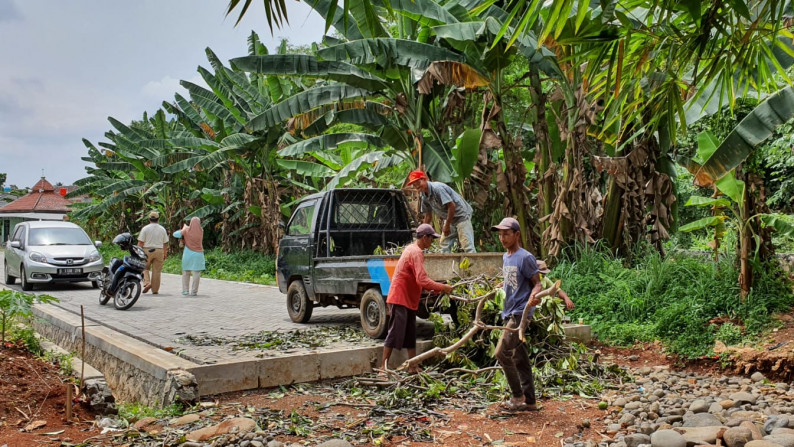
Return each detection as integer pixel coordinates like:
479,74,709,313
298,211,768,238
32,304,200,407
31,302,431,406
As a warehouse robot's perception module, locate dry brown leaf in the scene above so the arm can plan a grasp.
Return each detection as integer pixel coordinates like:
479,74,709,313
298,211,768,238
23,420,47,432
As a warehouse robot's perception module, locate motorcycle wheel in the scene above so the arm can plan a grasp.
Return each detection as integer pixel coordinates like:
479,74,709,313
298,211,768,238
114,279,142,310
99,272,111,305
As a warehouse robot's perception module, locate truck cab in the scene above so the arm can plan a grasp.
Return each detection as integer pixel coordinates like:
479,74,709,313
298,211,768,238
277,189,415,337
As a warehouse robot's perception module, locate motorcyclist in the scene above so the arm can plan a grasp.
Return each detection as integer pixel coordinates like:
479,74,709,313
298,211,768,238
105,233,135,296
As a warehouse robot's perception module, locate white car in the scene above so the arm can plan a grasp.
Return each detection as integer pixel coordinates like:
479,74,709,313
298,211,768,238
4,221,103,291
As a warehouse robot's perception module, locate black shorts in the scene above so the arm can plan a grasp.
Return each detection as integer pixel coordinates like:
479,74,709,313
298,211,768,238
384,304,417,350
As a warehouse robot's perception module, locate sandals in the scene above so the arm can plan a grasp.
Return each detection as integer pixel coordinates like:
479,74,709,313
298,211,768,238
501,400,528,411
500,400,541,412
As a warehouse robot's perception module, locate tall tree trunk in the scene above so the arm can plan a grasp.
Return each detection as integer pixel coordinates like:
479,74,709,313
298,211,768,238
739,188,752,299
530,68,554,258
543,86,600,259
221,169,232,253
491,93,536,254
260,175,281,255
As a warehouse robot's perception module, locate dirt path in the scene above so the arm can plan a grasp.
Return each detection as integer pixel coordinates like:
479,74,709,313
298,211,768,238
3,312,793,446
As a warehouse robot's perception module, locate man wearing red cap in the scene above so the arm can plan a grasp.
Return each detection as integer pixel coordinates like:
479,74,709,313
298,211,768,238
382,223,453,374
406,170,476,253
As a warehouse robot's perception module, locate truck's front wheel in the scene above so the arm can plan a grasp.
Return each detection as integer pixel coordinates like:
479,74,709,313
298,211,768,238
287,280,313,323
360,288,388,339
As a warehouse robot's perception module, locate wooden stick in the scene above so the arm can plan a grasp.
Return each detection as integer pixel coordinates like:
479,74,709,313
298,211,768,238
79,305,86,399
399,282,560,371
519,280,560,342
65,383,73,421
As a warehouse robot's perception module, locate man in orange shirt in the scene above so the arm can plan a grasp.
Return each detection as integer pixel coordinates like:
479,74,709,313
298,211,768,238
382,224,453,374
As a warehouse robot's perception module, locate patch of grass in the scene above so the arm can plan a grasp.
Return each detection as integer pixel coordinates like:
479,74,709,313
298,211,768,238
9,325,43,355
99,245,277,285
118,402,184,422
163,248,276,285
41,350,75,377
1,290,57,348
557,245,794,358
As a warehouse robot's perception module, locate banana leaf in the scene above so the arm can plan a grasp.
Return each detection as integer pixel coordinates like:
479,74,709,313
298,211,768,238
714,174,745,206
248,85,371,131
759,213,794,239
317,38,464,72
302,105,390,136
422,140,454,183
181,81,245,130
279,133,387,157
276,159,337,177
684,196,731,208
390,0,459,27
303,0,364,40
324,150,403,190
679,216,726,232
231,55,388,91
451,128,482,182
697,85,794,182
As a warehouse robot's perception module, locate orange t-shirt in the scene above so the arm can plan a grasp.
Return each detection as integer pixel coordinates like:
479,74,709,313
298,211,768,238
386,243,447,310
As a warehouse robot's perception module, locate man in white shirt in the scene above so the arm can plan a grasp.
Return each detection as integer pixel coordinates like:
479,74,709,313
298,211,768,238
138,211,169,294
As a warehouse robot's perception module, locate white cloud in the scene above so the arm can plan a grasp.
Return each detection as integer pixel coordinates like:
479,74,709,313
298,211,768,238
0,0,325,188
140,74,206,102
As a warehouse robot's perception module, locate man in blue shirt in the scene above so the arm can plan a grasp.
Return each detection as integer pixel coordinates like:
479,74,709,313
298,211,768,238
406,170,476,253
492,217,542,411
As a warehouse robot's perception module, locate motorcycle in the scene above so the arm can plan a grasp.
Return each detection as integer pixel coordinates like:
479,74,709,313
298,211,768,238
98,233,147,310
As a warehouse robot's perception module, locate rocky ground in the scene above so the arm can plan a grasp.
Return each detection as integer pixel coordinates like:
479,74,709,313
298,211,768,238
3,316,794,446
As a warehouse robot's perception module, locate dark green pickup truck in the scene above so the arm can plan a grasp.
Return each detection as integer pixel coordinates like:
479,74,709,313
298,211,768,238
276,188,502,338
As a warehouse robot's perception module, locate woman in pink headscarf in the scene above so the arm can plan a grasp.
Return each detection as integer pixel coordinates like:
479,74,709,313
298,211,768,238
173,217,205,296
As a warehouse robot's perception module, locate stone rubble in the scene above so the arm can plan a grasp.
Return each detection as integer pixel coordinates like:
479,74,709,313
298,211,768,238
562,366,794,447
104,365,793,446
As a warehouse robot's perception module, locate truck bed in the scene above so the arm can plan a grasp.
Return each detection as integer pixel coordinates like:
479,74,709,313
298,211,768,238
312,252,504,296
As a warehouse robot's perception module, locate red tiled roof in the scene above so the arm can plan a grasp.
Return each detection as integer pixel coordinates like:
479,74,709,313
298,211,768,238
31,178,56,192
0,178,73,213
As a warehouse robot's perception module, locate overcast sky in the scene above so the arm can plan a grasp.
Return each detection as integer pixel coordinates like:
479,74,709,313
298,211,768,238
0,0,326,189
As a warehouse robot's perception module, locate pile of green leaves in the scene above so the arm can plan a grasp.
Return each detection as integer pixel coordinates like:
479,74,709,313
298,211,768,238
426,274,625,399
175,325,372,353
557,245,794,358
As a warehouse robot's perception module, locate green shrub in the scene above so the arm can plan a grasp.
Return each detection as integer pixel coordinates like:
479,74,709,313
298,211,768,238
118,402,184,422
99,245,277,285
163,248,276,285
714,323,744,346
0,290,57,348
557,246,794,358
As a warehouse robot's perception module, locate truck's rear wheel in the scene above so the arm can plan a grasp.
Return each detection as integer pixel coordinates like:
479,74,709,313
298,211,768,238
287,280,313,323
360,288,388,339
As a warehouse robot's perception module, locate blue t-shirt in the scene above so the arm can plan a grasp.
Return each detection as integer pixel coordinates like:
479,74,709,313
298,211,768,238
501,248,540,319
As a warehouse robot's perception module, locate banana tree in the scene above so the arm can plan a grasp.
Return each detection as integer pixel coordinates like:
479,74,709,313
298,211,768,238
163,35,296,253
682,130,794,297
230,11,490,185
72,111,197,235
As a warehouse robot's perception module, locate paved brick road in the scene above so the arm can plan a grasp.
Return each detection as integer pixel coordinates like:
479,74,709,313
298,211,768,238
0,253,398,365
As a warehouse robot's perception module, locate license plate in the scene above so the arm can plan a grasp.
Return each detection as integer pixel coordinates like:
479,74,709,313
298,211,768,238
57,268,83,275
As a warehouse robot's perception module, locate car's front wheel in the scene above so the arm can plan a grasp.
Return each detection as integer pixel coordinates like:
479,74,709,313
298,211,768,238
360,288,388,339
4,262,16,285
286,280,313,323
20,266,33,291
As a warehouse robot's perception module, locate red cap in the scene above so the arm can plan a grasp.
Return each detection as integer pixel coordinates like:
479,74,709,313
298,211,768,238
406,170,428,185
416,223,441,238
